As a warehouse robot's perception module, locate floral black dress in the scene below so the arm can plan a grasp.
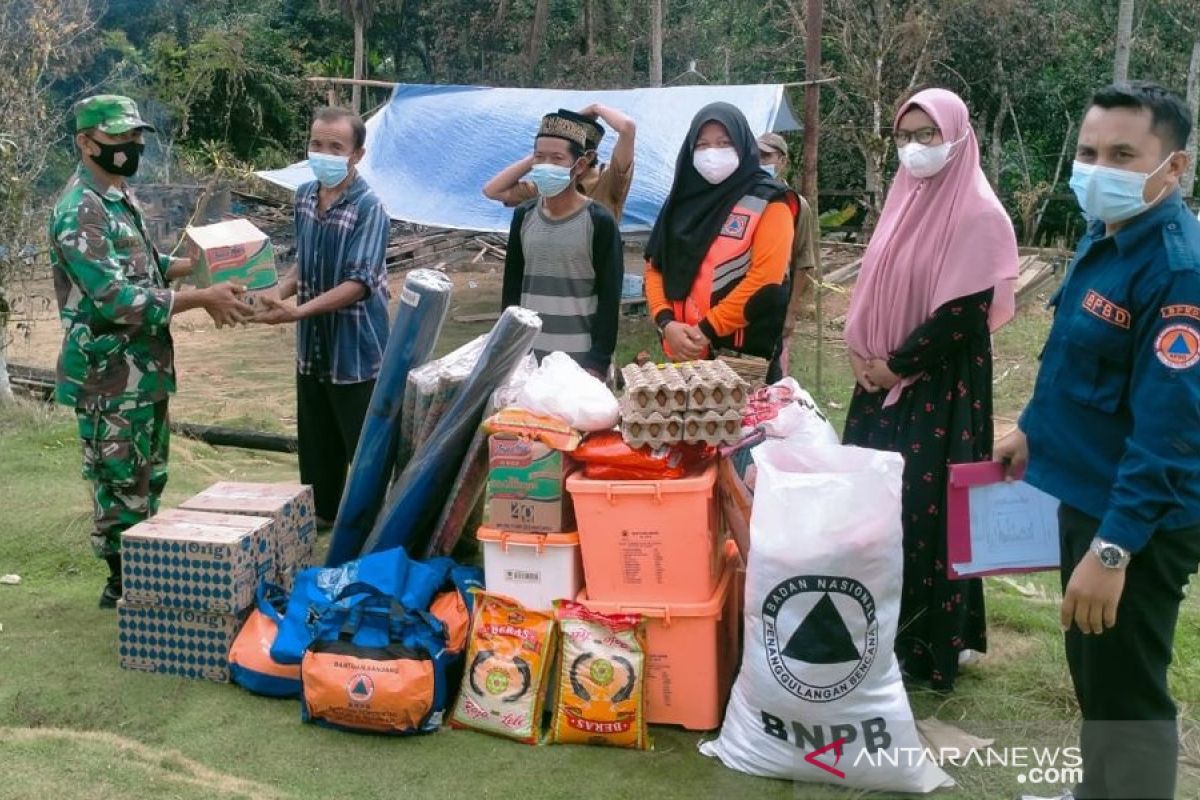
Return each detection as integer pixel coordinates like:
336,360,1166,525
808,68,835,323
843,288,994,691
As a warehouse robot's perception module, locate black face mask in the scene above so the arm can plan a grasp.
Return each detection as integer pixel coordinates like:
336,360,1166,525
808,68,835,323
88,138,144,177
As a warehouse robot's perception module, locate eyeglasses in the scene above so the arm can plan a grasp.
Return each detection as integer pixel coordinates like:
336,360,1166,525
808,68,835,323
892,126,941,146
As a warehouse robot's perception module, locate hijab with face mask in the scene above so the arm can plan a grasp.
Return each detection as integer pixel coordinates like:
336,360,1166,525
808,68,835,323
646,102,785,300
845,88,1018,407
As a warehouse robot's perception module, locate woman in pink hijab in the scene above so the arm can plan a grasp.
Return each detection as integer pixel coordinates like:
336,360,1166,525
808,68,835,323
843,88,1018,691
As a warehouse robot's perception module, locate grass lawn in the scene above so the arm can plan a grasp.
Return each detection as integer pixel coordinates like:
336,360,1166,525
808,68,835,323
1,294,1198,800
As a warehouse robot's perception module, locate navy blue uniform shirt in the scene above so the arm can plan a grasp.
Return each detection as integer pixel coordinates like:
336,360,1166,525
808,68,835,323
1021,192,1200,552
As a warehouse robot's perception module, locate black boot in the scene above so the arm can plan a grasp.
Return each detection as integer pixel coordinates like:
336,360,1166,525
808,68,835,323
99,554,122,609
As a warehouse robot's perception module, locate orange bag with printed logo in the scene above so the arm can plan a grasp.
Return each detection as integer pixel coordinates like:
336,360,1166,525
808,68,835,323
449,591,557,744
550,600,651,750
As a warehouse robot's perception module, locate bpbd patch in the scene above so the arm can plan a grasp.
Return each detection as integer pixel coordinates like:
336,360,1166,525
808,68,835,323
721,212,751,240
1155,323,1200,370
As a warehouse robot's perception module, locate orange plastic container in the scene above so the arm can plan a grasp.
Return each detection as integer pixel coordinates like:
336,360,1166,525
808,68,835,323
576,540,741,730
565,462,722,603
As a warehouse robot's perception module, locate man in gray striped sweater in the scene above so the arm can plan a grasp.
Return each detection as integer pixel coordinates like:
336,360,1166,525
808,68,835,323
500,112,623,377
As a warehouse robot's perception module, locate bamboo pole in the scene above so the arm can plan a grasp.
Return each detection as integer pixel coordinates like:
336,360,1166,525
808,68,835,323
803,0,826,398
307,76,398,89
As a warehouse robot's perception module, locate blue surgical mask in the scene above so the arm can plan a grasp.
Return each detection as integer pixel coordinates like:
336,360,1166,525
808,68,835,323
762,163,778,178
1069,158,1171,224
528,163,573,197
308,152,351,188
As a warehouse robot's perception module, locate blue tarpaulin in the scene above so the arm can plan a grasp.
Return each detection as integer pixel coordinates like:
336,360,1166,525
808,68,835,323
257,83,798,233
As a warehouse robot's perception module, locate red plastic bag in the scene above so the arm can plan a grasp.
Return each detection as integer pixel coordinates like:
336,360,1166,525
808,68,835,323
574,432,712,480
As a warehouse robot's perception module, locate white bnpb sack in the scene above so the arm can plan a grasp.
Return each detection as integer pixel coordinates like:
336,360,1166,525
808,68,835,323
701,442,953,794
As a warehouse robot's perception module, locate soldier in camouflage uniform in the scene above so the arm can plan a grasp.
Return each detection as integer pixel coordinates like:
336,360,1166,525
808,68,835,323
49,95,254,608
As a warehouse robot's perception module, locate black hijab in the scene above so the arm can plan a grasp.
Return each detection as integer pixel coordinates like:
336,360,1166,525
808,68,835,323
646,102,780,300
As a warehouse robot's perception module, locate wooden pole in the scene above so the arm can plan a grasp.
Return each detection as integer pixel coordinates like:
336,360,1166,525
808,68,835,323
802,0,825,398
650,0,663,87
307,76,398,89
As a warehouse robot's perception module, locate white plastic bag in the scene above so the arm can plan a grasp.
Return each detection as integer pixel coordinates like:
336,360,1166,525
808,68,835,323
513,351,619,431
743,377,839,445
701,441,953,794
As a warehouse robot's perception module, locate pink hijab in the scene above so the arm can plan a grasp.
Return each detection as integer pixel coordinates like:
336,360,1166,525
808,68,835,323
844,88,1018,407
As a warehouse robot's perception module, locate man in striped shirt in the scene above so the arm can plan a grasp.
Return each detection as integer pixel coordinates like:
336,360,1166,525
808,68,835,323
500,112,623,377
257,107,391,525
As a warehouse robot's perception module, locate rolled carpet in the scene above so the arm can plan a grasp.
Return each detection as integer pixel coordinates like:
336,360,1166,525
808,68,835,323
359,306,541,558
325,269,453,567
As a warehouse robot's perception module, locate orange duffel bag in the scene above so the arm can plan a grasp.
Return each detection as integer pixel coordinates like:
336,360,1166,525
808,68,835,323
229,582,302,698
301,591,450,736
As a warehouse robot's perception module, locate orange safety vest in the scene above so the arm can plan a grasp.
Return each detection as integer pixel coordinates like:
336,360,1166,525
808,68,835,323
664,193,772,359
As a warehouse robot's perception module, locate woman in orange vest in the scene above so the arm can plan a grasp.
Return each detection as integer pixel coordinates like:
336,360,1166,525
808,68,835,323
644,103,799,379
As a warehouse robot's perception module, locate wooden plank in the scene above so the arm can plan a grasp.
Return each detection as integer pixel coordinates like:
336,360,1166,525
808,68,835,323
452,311,502,324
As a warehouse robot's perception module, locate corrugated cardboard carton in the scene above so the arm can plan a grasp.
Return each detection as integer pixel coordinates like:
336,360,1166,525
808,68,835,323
178,482,316,588
121,511,270,613
485,434,576,533
117,600,244,683
184,218,278,291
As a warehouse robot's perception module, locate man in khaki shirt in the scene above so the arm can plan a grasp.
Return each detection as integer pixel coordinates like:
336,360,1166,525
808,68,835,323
483,104,636,224
758,132,820,372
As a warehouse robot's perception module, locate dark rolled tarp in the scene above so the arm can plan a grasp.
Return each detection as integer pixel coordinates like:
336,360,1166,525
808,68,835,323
325,269,454,567
359,306,542,558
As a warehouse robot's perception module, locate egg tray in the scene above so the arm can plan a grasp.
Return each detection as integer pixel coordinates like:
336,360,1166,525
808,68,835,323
620,360,749,414
621,406,744,449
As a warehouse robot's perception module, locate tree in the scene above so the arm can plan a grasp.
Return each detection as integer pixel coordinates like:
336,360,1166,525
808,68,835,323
1114,0,1134,83
525,0,549,84
824,0,941,224
1185,37,1200,199
0,0,100,404
319,0,403,112
650,0,663,86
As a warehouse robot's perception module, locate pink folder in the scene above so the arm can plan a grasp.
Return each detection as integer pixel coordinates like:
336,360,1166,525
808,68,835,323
946,461,1059,579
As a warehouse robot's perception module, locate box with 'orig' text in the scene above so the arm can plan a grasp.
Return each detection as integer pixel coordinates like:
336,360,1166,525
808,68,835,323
178,482,316,588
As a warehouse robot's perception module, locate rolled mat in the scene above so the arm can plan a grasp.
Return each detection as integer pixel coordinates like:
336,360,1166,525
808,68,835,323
325,269,454,567
359,306,542,558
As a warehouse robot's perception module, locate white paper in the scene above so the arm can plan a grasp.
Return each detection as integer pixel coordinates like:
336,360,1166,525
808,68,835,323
953,481,1060,576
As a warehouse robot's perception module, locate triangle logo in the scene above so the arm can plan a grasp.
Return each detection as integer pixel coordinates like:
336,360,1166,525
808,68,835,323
783,592,861,664
1169,333,1193,356
351,679,369,697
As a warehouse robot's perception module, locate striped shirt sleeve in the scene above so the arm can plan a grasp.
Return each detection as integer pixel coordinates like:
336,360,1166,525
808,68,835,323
341,199,390,297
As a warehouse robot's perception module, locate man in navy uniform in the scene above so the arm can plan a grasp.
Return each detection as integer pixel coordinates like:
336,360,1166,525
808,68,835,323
998,82,1200,800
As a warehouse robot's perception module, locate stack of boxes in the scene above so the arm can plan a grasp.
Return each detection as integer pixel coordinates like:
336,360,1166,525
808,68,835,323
117,482,314,683
477,433,583,611
177,482,317,589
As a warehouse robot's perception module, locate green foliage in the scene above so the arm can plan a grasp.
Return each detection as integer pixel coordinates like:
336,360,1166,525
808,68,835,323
818,203,858,229
140,9,316,165
10,0,1200,239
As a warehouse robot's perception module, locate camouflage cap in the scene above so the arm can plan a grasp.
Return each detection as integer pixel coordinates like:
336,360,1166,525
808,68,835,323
74,95,156,135
757,132,788,158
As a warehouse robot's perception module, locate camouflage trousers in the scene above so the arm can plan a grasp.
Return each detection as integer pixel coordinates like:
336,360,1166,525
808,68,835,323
76,400,170,558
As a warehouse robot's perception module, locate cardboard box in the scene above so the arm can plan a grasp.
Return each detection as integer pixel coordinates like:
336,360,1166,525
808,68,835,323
117,600,244,683
184,218,278,292
178,482,316,588
149,507,276,582
485,434,576,533
121,511,270,613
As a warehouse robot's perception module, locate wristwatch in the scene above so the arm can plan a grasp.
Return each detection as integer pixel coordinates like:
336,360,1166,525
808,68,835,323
1090,538,1131,569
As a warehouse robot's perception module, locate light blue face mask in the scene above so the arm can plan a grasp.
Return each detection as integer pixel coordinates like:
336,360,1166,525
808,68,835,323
528,163,573,197
1069,157,1171,224
308,152,351,188
761,163,778,178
